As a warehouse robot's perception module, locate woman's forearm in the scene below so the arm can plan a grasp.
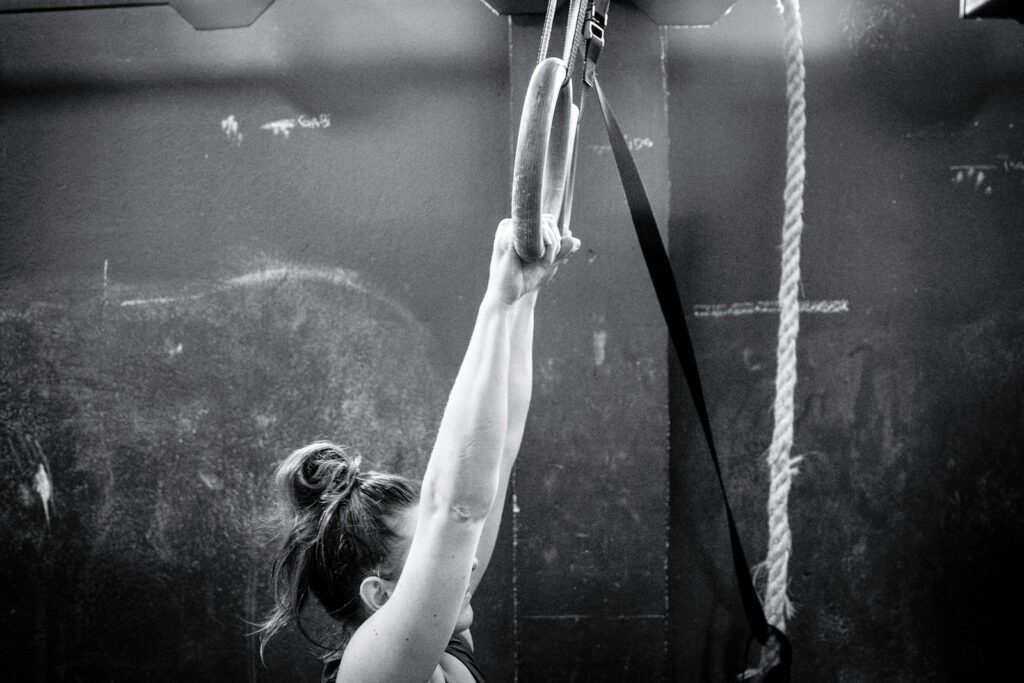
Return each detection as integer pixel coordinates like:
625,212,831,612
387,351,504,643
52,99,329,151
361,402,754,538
420,291,513,521
504,290,536,458
470,290,536,589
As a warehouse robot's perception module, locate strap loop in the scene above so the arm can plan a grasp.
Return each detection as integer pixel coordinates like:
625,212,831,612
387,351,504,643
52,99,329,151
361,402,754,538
593,76,792,680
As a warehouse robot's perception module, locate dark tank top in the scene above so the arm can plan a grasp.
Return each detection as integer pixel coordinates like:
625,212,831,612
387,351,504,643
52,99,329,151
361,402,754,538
320,634,485,683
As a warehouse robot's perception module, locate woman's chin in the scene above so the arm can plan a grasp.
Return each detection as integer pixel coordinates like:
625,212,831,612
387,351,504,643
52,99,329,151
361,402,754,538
455,603,474,632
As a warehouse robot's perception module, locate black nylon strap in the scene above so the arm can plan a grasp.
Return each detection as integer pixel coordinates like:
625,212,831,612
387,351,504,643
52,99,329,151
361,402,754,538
592,76,791,680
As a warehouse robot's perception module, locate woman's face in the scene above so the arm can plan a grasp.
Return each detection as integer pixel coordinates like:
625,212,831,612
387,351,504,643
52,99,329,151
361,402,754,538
385,504,476,634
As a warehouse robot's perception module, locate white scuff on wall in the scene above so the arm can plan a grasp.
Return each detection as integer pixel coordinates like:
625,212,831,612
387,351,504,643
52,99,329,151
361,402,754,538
259,115,331,139
33,463,53,528
260,118,295,138
593,330,608,366
221,115,243,144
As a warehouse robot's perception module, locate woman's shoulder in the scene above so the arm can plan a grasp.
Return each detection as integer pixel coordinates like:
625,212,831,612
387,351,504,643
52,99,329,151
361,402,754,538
439,631,485,683
324,632,480,683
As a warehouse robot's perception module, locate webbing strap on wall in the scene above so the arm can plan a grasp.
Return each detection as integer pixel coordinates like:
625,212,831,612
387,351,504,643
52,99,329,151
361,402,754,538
592,76,792,682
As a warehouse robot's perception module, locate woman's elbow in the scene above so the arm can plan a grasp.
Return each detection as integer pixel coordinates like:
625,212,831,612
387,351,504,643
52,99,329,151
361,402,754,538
420,482,496,523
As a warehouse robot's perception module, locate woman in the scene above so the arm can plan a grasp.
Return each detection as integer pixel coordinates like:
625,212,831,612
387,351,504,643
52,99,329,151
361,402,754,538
259,216,580,682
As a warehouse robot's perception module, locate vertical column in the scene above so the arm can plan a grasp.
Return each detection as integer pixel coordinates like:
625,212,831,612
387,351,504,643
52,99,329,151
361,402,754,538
508,4,671,680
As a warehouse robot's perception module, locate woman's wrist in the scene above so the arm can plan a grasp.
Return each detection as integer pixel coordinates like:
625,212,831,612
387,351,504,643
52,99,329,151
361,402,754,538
516,290,540,308
481,290,538,313
481,287,516,312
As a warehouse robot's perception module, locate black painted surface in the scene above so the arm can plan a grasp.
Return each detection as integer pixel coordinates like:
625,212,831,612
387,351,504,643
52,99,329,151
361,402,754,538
509,4,671,680
0,1,517,680
0,1,671,681
0,273,449,681
4,0,1021,680
667,0,1024,681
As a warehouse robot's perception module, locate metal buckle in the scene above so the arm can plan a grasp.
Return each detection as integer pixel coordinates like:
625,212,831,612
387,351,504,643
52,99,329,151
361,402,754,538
582,1,608,86
583,5,606,63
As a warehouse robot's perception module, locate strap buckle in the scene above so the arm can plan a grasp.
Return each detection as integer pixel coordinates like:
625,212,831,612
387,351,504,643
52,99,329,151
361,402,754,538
583,0,609,87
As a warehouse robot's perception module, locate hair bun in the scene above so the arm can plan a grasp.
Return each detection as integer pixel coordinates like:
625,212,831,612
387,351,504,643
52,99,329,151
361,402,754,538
278,442,362,511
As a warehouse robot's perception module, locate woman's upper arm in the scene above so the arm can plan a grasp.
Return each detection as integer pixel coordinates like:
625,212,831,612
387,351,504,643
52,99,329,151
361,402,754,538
339,510,483,683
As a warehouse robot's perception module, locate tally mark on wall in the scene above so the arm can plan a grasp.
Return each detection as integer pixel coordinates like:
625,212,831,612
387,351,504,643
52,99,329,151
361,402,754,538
220,114,332,143
260,114,332,139
694,299,850,318
588,136,655,155
950,154,1024,195
221,115,243,144
120,293,208,307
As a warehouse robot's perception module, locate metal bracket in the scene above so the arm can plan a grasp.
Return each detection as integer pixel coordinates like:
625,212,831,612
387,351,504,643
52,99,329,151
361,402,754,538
960,0,1024,22
0,0,276,30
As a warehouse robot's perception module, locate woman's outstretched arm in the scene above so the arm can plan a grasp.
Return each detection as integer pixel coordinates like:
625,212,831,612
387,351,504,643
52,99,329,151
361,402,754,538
468,289,534,595
471,223,578,595
338,218,578,683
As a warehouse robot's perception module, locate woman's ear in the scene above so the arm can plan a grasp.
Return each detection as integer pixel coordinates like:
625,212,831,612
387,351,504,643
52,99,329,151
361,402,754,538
358,576,391,612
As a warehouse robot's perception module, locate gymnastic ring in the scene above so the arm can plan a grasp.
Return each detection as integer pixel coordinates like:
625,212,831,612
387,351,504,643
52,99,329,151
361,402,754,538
511,57,578,262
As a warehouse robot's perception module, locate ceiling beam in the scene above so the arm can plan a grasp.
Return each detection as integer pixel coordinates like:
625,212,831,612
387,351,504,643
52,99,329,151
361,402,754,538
961,0,1024,22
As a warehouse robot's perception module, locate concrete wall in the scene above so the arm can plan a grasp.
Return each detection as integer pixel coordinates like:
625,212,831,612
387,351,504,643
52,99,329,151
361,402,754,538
0,1,669,681
1,0,1022,681
666,1,1024,680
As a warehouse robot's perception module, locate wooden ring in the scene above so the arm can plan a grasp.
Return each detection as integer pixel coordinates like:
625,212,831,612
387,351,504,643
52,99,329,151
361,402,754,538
511,58,576,262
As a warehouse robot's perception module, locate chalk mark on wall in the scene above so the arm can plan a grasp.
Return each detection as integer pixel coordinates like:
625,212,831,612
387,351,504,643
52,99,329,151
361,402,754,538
694,299,850,318
221,115,243,145
115,262,420,328
588,136,654,155
260,118,296,138
226,265,362,291
121,293,208,308
33,462,53,528
259,114,331,140
2,421,55,528
593,329,608,366
118,266,365,308
219,114,333,143
950,155,1024,195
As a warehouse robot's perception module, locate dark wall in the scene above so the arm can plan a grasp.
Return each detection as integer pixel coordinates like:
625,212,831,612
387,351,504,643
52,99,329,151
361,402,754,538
3,0,1023,681
666,0,1024,681
509,5,671,681
0,1,513,680
0,1,672,682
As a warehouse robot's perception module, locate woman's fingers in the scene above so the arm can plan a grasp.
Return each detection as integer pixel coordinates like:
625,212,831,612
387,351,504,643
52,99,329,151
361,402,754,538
555,228,580,263
558,235,580,262
494,218,515,254
541,214,560,265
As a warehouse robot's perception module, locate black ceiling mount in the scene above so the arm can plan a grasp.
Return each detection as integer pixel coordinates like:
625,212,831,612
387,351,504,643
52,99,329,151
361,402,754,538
0,0,276,29
629,0,737,26
478,0,736,26
2,1,741,29
961,0,1024,22
477,0,565,14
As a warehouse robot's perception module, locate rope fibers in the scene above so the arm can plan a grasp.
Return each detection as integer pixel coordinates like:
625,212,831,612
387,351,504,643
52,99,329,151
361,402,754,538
763,0,807,634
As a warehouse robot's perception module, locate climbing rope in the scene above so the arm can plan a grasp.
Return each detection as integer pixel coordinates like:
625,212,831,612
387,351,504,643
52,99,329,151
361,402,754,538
587,4,793,676
763,0,807,635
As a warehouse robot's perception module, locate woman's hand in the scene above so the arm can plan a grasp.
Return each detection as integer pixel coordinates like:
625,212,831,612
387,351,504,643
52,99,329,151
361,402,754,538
487,215,581,306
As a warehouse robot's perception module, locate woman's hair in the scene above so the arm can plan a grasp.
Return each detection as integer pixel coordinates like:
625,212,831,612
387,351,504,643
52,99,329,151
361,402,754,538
257,441,420,656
